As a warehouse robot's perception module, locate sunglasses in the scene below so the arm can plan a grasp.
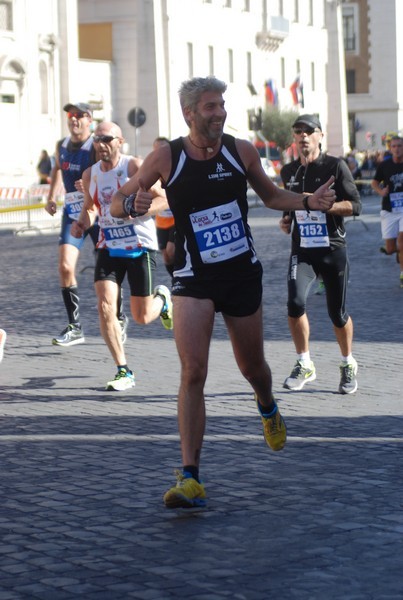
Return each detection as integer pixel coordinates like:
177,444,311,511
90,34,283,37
93,135,118,144
293,127,319,136
67,111,88,119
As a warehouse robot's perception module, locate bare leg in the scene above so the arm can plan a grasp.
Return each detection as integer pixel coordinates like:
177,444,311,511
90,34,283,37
129,294,164,325
287,314,310,354
384,237,398,255
225,305,286,452
58,244,79,287
162,240,175,273
173,296,215,467
333,316,353,357
224,305,273,407
95,280,126,366
397,232,403,269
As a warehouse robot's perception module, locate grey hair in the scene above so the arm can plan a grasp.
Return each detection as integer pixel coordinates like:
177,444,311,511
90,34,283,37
178,77,227,113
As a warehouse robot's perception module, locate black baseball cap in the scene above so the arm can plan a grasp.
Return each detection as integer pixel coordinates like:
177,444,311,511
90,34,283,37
292,114,322,130
63,102,92,117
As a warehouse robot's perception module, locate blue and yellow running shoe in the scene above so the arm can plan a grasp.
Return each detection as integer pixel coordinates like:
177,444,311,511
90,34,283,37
163,470,206,508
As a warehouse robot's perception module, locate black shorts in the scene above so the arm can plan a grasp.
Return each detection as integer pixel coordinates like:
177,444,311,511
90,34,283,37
171,263,263,317
157,226,175,250
94,249,157,297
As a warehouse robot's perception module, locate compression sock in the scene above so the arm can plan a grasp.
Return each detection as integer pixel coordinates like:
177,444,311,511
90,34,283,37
62,285,80,325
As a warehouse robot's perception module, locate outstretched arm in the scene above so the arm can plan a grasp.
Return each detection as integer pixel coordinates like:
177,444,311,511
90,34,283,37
237,139,336,212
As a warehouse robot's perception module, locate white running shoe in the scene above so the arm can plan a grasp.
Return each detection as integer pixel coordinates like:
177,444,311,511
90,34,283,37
339,358,358,394
154,285,173,330
52,324,85,347
106,369,135,391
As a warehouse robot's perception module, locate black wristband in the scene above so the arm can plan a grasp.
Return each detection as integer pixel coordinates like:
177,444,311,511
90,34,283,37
302,195,310,213
123,193,142,218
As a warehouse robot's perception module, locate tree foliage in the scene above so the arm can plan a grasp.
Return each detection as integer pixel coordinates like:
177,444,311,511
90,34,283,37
261,106,299,150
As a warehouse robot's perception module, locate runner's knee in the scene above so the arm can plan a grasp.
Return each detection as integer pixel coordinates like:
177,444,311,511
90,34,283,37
329,310,349,328
287,299,306,318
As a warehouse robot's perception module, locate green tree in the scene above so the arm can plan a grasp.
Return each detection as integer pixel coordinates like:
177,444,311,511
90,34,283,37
261,106,299,150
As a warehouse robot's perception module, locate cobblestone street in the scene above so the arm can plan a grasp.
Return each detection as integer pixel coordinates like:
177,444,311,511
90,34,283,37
0,194,402,599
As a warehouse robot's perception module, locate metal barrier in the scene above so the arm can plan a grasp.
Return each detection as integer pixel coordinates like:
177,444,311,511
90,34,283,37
0,179,376,235
355,176,375,197
0,185,64,235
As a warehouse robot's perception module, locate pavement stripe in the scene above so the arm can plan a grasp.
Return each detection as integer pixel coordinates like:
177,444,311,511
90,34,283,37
0,434,402,443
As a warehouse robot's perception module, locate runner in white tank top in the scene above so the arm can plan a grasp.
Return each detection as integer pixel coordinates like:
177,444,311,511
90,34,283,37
71,122,173,392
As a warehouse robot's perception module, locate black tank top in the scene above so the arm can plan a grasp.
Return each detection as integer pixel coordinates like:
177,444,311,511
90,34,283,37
166,134,260,279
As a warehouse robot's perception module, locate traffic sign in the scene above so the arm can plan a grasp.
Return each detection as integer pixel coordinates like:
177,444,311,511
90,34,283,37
128,107,146,128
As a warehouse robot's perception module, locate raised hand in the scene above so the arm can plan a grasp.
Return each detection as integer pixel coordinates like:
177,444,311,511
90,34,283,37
71,221,85,238
134,178,153,215
308,176,336,212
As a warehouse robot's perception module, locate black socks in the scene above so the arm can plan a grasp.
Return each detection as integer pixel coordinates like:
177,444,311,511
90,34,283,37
183,465,199,482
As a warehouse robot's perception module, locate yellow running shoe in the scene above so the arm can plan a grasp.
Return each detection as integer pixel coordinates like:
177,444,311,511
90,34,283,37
255,396,287,451
163,470,207,508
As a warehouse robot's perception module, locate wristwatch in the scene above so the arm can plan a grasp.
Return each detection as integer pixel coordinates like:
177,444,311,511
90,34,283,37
123,193,143,218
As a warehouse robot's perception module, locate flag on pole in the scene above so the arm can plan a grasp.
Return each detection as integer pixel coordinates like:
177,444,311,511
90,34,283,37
265,79,278,106
290,76,304,108
299,79,304,108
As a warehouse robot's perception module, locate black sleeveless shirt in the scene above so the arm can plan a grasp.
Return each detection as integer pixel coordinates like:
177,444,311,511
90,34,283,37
166,134,260,279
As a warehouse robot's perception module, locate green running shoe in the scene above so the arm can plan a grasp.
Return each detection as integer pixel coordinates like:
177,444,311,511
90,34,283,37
315,280,325,295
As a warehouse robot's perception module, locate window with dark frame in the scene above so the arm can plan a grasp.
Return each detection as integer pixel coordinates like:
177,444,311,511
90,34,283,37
346,69,356,93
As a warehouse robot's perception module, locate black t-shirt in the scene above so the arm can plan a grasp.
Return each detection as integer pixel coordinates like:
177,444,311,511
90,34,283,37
373,159,403,212
281,153,362,250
